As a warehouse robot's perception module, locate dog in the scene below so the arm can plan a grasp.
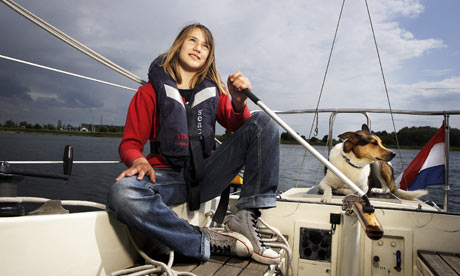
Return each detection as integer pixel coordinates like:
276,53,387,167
318,124,428,202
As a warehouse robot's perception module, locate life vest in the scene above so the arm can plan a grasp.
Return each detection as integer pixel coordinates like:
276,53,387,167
148,57,219,168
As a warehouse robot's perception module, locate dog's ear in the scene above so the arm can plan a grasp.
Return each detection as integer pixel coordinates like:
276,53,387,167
362,124,370,133
338,132,354,141
338,132,357,153
342,140,354,153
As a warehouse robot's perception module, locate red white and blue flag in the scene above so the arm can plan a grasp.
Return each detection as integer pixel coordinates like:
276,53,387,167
396,122,446,191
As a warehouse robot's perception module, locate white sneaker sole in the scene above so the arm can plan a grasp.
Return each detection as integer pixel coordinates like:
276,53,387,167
209,229,253,257
251,250,281,265
224,224,280,264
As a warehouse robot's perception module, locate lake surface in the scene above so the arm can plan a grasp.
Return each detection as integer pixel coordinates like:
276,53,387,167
1,133,459,213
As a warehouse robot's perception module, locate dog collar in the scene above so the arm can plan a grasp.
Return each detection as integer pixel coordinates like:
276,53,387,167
341,153,364,169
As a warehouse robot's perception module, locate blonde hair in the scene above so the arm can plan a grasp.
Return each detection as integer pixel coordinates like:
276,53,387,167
161,23,226,94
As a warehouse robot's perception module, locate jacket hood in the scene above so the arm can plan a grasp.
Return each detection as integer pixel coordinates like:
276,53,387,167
148,55,166,82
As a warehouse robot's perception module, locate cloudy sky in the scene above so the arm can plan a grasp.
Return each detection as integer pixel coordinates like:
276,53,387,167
1,0,459,138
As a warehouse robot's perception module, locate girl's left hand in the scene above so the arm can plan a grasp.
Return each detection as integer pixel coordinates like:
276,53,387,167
227,71,251,112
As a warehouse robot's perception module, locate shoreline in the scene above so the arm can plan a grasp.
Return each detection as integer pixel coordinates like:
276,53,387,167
280,139,460,151
2,129,459,151
0,128,122,138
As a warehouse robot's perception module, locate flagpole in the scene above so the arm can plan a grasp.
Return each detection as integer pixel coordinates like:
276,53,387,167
443,115,450,212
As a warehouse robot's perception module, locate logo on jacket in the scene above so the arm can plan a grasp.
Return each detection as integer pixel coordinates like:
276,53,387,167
197,109,203,134
176,133,189,146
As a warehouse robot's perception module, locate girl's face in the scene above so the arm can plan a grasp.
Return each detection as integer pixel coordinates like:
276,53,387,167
178,28,210,73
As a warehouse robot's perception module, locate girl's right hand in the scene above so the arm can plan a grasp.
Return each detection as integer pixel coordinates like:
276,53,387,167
227,71,251,112
115,157,156,183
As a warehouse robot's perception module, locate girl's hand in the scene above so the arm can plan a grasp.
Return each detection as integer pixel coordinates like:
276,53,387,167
115,157,156,183
227,71,251,112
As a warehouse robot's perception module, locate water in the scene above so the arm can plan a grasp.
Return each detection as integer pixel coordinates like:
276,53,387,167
0,133,125,210
280,144,460,213
1,133,459,213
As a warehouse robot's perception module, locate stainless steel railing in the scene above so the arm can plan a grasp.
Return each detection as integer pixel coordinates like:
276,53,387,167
276,108,460,212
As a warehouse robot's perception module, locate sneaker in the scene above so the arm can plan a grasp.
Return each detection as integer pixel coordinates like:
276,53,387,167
224,209,280,264
202,227,253,257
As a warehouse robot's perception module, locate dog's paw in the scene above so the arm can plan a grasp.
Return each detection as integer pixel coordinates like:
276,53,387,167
321,190,332,203
370,188,386,194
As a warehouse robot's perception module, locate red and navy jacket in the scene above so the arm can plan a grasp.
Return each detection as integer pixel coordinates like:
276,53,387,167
149,58,218,167
119,60,251,168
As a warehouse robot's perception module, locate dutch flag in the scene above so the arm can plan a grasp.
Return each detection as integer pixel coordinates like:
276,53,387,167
396,122,446,191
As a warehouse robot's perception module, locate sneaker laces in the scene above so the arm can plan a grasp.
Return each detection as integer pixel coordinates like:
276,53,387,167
250,211,267,249
211,244,231,255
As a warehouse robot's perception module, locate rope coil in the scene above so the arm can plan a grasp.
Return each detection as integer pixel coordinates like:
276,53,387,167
110,211,293,276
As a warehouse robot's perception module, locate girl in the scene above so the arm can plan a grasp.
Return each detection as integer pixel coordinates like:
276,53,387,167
108,23,280,264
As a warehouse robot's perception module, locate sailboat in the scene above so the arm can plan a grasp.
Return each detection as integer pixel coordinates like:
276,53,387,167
1,0,460,275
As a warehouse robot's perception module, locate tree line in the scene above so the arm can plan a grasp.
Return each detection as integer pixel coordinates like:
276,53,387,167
0,119,124,133
279,126,460,148
2,119,460,148
373,126,460,147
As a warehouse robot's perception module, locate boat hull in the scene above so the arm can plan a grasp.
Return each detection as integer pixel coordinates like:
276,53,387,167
0,210,137,276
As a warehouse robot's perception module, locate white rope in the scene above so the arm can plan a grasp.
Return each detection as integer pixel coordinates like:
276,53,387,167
109,265,156,276
167,250,175,268
0,54,137,92
0,197,106,210
110,227,198,276
110,210,293,276
133,243,176,276
176,272,197,276
125,267,162,276
259,217,294,276
205,211,214,228
111,265,160,276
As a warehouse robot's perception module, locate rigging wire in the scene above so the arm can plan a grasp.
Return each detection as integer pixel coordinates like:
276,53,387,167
364,0,406,178
308,0,346,140
0,54,137,92
295,0,346,188
0,0,146,85
296,0,409,188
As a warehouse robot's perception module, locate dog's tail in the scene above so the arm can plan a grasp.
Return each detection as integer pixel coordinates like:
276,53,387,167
392,188,428,200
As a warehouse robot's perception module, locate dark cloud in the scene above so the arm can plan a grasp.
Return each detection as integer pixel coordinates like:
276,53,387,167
0,74,33,101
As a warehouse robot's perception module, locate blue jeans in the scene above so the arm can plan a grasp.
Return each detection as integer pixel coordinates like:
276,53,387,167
107,112,279,261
